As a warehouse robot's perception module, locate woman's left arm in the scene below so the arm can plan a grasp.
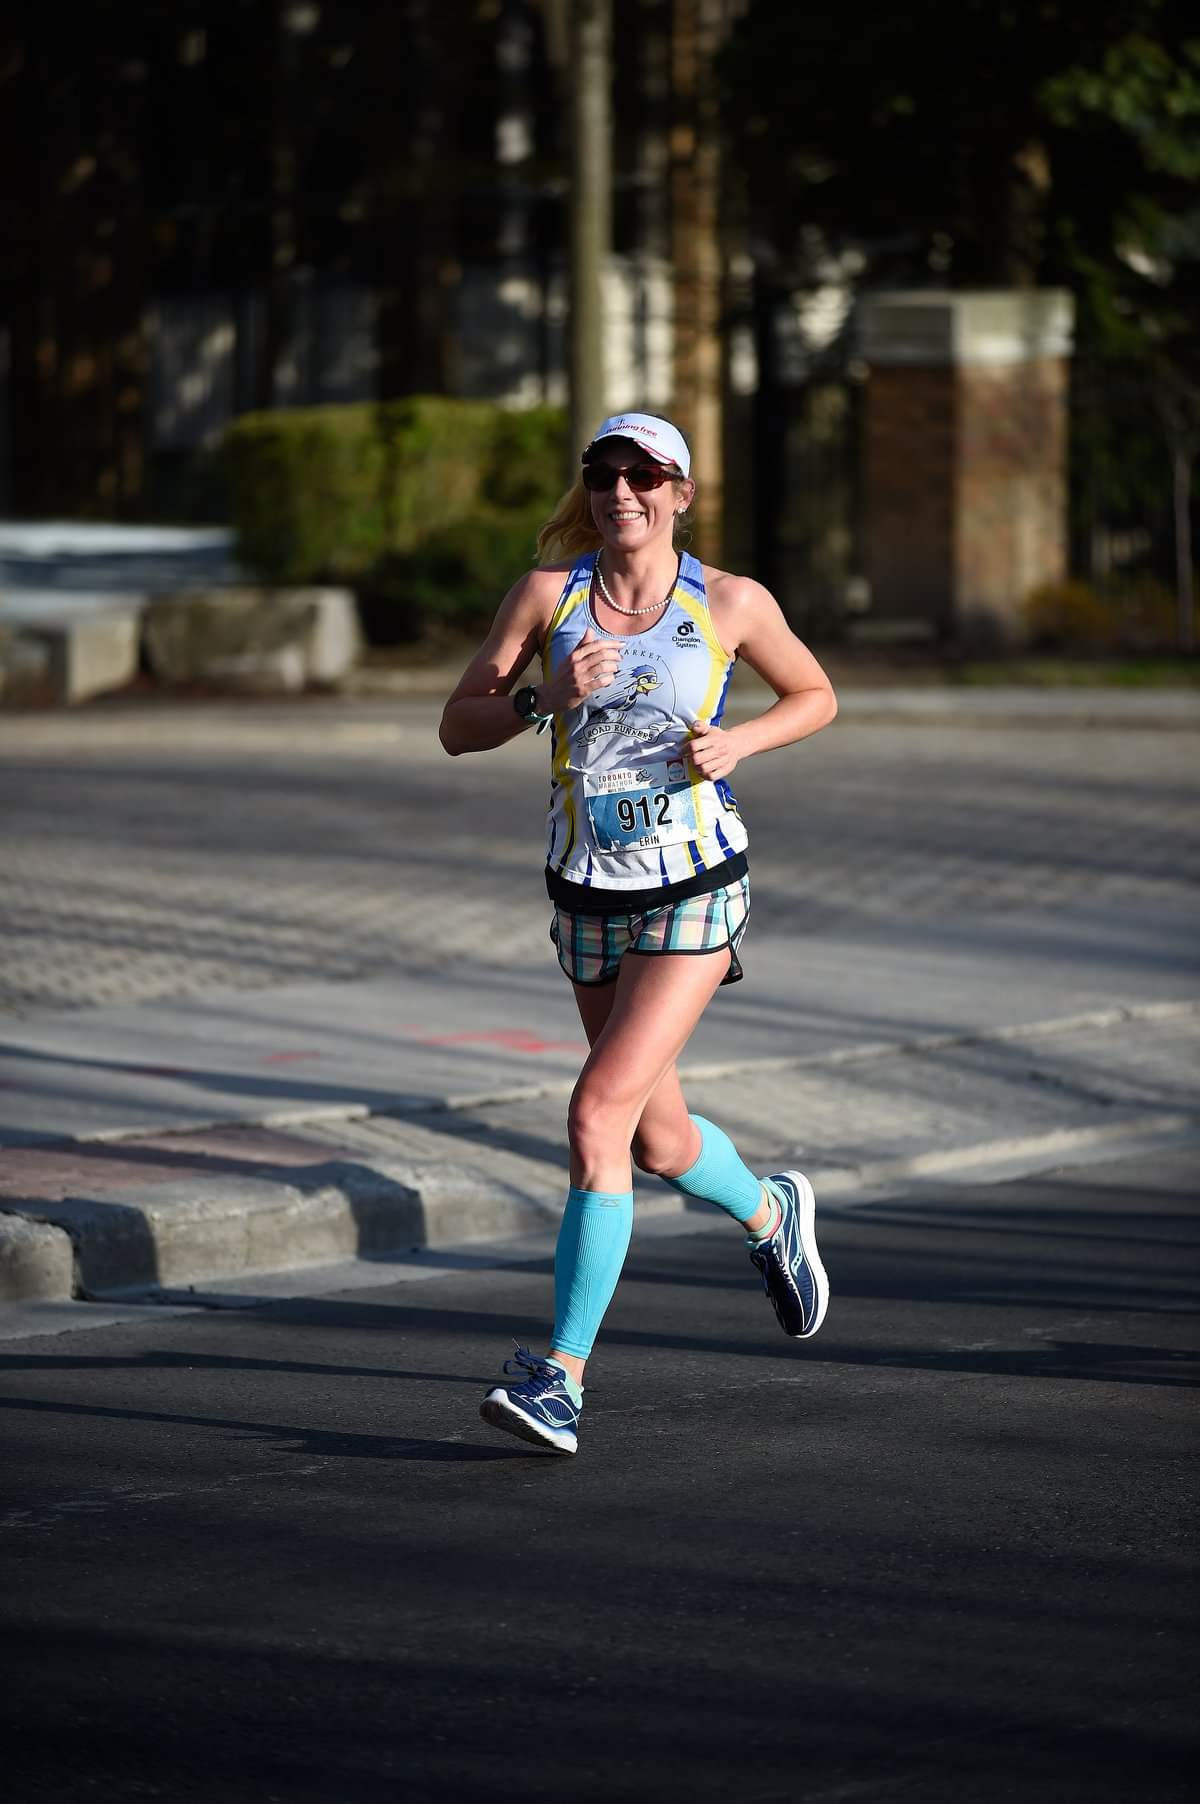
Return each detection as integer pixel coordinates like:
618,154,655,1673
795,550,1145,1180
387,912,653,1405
688,576,837,781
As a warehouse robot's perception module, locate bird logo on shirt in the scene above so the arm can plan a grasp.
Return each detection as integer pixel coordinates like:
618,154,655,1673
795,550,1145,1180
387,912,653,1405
614,663,658,703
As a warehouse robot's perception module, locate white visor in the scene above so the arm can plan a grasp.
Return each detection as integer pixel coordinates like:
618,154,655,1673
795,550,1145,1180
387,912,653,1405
585,412,690,477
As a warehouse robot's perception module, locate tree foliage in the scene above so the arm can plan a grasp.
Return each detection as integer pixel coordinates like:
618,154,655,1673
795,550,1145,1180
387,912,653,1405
721,0,1200,610
721,1,1198,290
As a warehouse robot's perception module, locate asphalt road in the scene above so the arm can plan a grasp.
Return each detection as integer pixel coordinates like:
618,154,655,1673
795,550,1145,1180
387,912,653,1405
2,1145,1195,1804
3,698,1196,1012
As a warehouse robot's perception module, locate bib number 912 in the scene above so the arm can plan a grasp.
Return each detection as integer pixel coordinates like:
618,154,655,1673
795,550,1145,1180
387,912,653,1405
616,792,672,834
585,771,699,852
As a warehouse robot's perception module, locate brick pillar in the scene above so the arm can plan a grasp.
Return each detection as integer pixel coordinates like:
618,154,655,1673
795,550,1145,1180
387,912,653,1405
857,291,1074,643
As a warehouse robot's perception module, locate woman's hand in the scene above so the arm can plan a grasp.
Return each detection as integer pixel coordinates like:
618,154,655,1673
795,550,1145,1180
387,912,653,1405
688,721,741,781
538,629,623,713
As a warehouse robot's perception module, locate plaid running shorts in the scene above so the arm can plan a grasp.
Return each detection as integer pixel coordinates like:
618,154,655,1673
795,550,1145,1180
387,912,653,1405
550,875,751,988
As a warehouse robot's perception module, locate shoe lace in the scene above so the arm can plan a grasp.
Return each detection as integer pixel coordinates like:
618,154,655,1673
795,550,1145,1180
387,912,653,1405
502,1344,567,1396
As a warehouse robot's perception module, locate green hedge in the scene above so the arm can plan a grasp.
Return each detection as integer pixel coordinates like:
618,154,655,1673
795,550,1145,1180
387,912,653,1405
359,503,552,640
224,399,567,620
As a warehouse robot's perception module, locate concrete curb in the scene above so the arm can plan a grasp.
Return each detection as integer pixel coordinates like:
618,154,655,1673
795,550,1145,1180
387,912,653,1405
2,1158,562,1303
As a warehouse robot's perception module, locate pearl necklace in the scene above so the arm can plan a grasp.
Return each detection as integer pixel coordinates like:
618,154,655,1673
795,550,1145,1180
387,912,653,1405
594,552,676,617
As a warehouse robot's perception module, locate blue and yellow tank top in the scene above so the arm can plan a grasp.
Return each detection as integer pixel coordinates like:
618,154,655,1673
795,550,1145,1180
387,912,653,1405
541,550,749,895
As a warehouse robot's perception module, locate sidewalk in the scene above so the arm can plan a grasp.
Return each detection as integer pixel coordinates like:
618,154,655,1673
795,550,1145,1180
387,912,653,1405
2,996,1196,1308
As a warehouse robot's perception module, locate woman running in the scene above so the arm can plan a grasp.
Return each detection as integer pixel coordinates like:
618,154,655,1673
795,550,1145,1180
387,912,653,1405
440,412,838,1454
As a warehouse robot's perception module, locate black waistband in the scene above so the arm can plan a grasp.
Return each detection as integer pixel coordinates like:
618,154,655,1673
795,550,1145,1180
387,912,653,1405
545,851,748,916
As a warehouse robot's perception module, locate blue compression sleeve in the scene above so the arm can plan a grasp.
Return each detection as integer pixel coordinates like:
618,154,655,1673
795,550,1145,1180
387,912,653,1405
552,1185,634,1360
661,1114,763,1224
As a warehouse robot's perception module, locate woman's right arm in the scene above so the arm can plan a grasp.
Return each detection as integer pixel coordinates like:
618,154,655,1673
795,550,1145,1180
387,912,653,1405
438,569,621,756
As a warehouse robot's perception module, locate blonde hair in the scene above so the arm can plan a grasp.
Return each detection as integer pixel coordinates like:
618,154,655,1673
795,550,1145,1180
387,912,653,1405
536,480,602,563
536,476,693,565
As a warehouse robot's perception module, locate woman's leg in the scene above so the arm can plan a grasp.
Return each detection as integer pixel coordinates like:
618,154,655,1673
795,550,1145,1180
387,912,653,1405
567,950,732,1190
572,976,771,1230
480,946,818,1451
572,979,700,1180
550,947,753,1385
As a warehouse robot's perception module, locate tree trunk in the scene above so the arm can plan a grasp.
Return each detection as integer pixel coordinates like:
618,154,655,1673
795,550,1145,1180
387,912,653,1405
0,11,48,512
1174,444,1195,654
1153,369,1197,656
259,2,298,410
750,268,785,601
367,1,462,401
670,0,727,561
568,0,612,463
95,34,149,511
0,9,147,514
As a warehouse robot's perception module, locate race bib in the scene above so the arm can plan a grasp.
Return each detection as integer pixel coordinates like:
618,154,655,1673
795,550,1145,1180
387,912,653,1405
585,759,700,853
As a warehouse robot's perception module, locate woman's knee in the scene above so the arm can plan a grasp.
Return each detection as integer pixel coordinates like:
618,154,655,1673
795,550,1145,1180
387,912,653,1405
567,1079,634,1162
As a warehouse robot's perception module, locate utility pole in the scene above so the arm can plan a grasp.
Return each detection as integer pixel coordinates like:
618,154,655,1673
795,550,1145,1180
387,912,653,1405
568,0,612,463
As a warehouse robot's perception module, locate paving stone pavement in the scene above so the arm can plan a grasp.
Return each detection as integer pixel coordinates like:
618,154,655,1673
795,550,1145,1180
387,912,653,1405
1,697,1196,1014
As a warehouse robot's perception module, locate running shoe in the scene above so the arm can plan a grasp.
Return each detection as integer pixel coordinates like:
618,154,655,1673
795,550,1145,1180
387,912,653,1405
480,1346,581,1455
748,1171,829,1339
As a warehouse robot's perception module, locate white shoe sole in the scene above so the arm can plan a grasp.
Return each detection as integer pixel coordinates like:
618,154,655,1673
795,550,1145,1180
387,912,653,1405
480,1390,578,1455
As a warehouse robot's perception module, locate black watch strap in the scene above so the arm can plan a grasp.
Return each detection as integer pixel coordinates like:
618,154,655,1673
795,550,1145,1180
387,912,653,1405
512,685,541,722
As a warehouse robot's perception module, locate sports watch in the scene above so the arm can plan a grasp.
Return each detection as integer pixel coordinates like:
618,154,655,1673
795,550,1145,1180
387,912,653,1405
512,685,553,733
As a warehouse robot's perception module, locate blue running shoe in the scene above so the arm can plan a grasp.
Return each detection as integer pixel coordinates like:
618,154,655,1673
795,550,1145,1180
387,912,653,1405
480,1346,581,1455
748,1171,829,1339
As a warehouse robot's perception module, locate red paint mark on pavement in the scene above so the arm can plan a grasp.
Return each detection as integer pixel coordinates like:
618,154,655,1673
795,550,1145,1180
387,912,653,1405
261,1050,324,1065
413,1029,587,1054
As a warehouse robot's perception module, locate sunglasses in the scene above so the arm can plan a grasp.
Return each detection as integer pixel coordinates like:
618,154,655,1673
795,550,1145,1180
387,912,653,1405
581,461,679,493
